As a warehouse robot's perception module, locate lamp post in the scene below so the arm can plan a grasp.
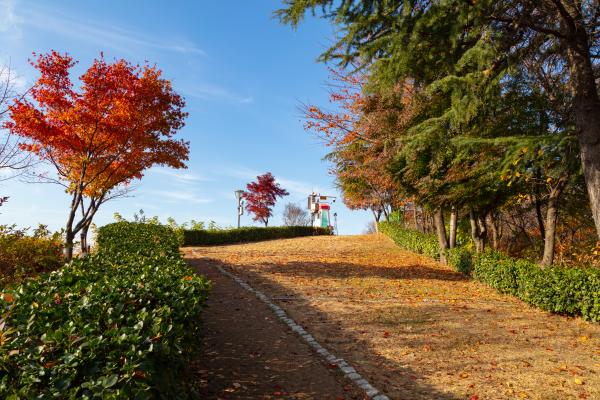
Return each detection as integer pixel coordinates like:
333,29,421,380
235,190,244,228
333,212,338,235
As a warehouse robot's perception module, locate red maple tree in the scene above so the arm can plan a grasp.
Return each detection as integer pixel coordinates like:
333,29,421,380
243,172,289,227
6,51,189,258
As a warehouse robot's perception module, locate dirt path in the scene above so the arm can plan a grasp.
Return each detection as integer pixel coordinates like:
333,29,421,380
185,256,365,400
185,235,600,400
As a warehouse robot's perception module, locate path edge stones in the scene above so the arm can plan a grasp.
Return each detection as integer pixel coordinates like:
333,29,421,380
195,252,390,400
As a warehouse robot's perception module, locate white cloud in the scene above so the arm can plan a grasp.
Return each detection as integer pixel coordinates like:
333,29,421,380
148,190,213,204
0,0,23,35
20,6,205,57
151,167,210,183
182,83,254,104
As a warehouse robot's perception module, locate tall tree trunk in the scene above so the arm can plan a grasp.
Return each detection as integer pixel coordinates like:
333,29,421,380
541,181,566,266
80,223,90,256
64,230,75,260
487,211,500,250
372,208,382,223
449,206,457,249
371,208,382,232
63,192,80,261
566,38,600,239
469,208,487,253
534,195,546,247
381,206,390,222
541,196,559,267
433,207,449,264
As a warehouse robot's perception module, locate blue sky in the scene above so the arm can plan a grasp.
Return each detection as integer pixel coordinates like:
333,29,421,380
0,0,373,234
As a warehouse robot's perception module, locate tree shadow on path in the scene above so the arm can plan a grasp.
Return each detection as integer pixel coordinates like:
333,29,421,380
189,255,463,400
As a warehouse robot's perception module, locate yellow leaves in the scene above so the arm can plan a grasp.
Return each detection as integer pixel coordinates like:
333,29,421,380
32,301,39,308
0,329,14,346
546,177,553,183
579,335,589,343
574,378,584,385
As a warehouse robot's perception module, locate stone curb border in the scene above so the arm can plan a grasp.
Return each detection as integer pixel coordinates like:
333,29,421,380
199,254,390,400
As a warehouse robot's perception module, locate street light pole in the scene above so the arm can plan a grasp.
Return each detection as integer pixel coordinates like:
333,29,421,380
333,212,338,235
234,190,244,228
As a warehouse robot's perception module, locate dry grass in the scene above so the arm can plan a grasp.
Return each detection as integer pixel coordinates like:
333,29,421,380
184,234,600,400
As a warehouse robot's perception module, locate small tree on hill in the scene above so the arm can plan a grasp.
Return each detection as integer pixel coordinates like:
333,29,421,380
243,172,289,227
283,202,310,226
6,51,189,259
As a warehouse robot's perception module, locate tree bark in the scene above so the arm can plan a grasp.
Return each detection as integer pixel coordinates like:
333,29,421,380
63,192,81,260
372,208,382,223
487,211,500,250
541,180,566,266
541,196,559,267
534,195,545,246
469,208,487,253
371,208,381,233
449,206,457,249
433,207,449,264
64,230,75,260
80,223,90,256
566,35,600,239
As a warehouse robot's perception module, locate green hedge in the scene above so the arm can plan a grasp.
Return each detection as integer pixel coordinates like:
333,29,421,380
379,222,600,322
378,222,439,260
96,221,181,258
0,222,210,399
473,251,600,322
447,247,474,275
183,226,330,246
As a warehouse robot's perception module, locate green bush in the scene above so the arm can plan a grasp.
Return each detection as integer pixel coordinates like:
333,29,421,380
378,222,439,260
183,226,330,246
97,221,180,258
473,251,600,321
0,222,210,399
447,247,474,275
0,224,64,286
380,222,600,322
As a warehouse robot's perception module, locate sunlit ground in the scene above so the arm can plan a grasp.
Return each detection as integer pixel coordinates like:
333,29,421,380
185,235,600,400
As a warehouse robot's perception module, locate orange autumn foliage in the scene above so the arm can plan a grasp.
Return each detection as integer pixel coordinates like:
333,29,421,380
302,68,416,218
6,51,189,198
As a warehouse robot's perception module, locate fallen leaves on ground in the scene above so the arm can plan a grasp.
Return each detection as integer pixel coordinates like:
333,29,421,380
185,235,600,400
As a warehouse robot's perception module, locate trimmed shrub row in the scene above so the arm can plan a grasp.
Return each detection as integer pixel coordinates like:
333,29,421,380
472,251,600,322
183,226,330,246
380,222,600,322
378,221,439,260
0,222,210,399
